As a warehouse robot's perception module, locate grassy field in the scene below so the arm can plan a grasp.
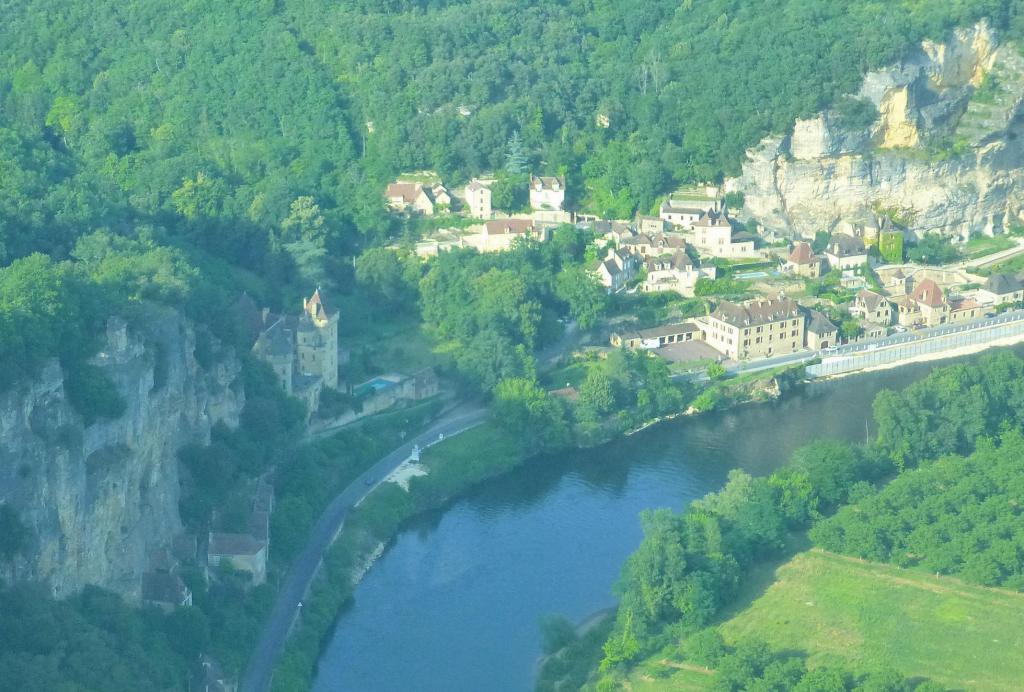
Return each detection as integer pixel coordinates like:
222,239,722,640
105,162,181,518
623,548,1024,691
962,234,1016,259
719,549,1024,691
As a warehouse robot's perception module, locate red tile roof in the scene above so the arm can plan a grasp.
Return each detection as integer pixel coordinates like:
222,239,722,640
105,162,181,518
910,278,945,308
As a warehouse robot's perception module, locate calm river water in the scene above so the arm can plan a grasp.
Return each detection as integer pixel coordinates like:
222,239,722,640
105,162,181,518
314,350,1015,692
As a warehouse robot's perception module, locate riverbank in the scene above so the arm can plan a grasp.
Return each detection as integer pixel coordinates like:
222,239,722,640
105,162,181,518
269,421,528,690
267,364,799,690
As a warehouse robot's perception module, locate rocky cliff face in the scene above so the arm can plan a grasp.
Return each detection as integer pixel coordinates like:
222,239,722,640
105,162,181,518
729,21,1024,240
0,310,243,599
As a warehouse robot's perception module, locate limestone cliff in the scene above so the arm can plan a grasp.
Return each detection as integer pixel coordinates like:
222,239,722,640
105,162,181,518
0,309,243,599
729,21,1024,240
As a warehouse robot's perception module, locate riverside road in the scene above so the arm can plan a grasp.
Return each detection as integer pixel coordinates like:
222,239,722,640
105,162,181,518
240,403,488,692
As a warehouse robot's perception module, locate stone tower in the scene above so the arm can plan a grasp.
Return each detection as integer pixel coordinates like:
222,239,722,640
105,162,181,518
296,288,339,389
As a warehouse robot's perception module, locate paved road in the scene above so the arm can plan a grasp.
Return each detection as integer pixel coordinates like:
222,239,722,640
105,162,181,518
240,402,488,692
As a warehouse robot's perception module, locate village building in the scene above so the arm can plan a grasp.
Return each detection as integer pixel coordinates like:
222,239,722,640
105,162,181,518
141,572,192,612
610,322,702,350
894,277,949,327
857,321,888,341
529,175,566,211
659,200,706,228
978,273,1024,306
659,186,722,229
592,220,634,246
639,250,717,296
593,248,639,293
694,296,805,360
251,288,339,415
637,215,669,235
804,309,839,350
949,297,982,322
463,218,547,253
824,233,869,270
784,241,825,278
690,211,758,258
385,181,450,216
887,268,910,294
620,230,687,258
850,290,894,325
207,532,268,586
464,179,493,219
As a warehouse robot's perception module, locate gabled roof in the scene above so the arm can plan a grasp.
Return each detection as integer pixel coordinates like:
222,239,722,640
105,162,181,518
805,309,838,335
208,532,265,557
385,182,425,203
909,278,945,308
707,297,801,327
827,233,866,256
788,242,815,265
484,218,535,235
693,210,732,228
856,289,890,312
252,319,294,358
530,175,564,191
660,201,705,215
142,572,190,605
983,272,1024,296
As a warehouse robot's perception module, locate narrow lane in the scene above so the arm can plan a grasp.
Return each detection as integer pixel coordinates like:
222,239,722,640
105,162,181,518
240,403,488,692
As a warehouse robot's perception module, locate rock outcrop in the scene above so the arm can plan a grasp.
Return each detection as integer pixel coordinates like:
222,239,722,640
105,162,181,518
0,309,243,599
729,21,1024,241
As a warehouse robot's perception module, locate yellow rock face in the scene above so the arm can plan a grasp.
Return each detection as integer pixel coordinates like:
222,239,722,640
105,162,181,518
876,87,919,149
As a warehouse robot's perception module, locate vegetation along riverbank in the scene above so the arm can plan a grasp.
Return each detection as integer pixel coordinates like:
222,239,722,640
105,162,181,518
554,350,1024,691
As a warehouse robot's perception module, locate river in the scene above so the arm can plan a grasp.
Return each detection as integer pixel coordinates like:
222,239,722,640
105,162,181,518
312,352,1010,692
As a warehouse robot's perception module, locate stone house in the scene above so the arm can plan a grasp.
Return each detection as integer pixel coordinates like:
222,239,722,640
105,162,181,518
659,200,705,228
141,572,192,612
804,309,838,350
639,250,717,296
659,187,721,229
637,215,669,235
207,533,267,586
694,296,805,360
824,233,868,271
251,288,339,415
949,297,982,322
385,182,437,215
529,175,566,211
977,273,1024,306
691,211,757,258
696,296,806,362
462,218,547,253
895,278,949,327
464,179,493,219
850,290,894,325
784,242,825,278
593,248,639,293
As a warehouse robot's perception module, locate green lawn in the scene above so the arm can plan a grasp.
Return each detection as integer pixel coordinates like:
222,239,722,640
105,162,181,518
979,251,1024,276
717,549,1024,691
962,234,1016,259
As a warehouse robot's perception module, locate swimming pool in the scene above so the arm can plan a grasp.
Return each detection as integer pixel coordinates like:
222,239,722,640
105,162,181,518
734,270,770,279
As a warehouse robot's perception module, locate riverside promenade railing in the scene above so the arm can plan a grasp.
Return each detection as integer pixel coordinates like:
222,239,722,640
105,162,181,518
807,309,1024,378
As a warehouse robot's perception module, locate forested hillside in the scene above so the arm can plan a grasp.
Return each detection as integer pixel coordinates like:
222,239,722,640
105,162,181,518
1,1,1018,274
